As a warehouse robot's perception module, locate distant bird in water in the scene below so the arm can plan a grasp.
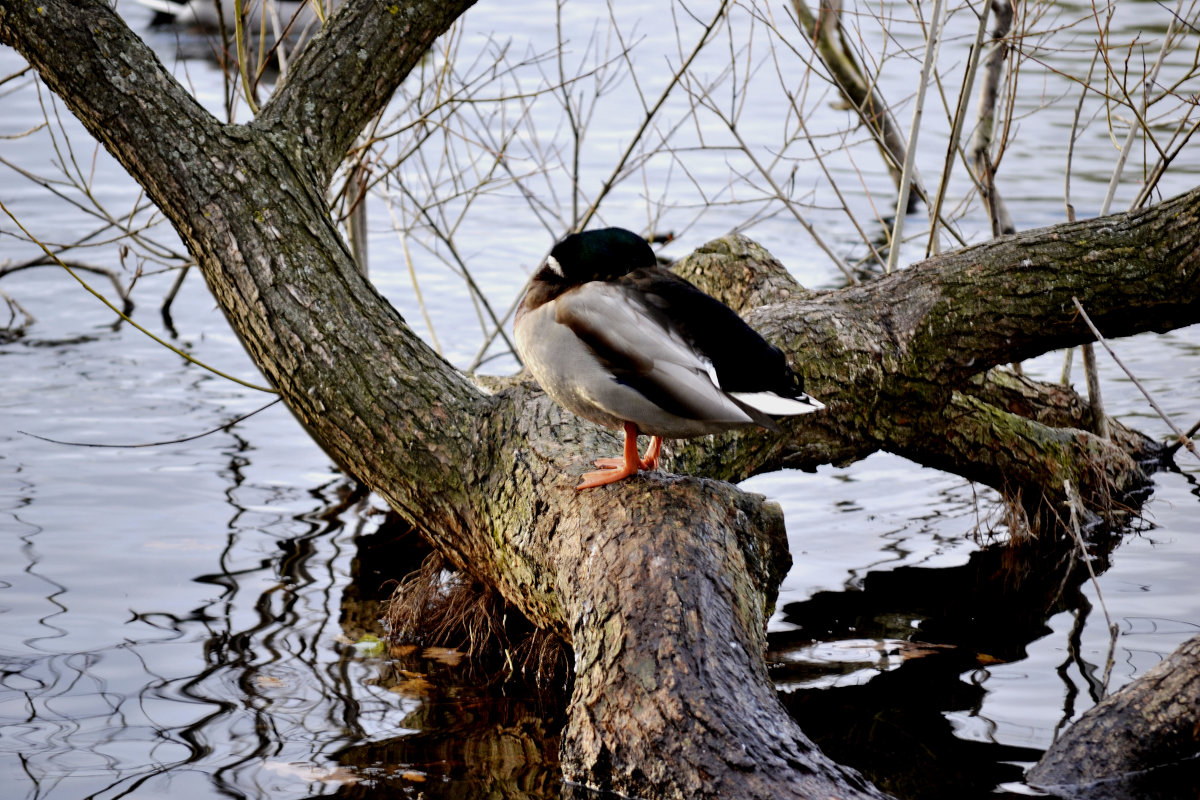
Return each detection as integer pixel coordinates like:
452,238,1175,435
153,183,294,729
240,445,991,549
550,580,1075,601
515,227,824,490
136,0,324,36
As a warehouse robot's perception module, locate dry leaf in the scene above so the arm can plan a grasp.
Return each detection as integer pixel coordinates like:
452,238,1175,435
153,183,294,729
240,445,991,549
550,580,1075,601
422,646,464,666
389,676,434,696
262,761,359,784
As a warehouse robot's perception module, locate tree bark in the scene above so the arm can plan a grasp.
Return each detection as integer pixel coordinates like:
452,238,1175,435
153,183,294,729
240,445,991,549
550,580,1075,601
3,1,1199,797
1027,634,1200,799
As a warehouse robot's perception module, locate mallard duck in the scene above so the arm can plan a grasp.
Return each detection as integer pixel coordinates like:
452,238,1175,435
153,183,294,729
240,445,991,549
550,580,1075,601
514,227,824,489
136,0,324,34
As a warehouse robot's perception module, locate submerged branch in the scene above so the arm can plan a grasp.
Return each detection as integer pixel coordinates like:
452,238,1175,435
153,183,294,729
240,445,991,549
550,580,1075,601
1028,634,1200,795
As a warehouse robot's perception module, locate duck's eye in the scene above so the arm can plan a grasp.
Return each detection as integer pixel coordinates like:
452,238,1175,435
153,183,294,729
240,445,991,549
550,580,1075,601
544,254,564,278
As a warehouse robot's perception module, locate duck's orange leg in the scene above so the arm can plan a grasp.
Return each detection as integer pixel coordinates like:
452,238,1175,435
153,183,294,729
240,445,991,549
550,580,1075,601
577,422,657,490
638,435,662,470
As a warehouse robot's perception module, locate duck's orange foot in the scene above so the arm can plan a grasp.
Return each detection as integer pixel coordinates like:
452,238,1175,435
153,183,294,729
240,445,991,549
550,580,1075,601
639,435,662,471
575,425,662,490
589,457,626,471
577,460,639,489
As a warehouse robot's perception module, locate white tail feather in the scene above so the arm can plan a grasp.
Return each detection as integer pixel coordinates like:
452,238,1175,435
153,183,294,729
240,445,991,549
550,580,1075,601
729,391,825,416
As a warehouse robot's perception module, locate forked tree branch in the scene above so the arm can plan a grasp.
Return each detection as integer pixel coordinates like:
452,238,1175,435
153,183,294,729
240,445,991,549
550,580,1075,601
257,0,478,188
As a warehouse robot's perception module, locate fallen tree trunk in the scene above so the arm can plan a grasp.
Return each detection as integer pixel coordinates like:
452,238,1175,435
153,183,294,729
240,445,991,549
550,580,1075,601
3,1,1198,797
1027,634,1200,799
671,223,1187,527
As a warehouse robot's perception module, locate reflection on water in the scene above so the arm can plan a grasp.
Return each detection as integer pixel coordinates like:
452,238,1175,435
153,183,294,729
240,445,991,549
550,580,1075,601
763,464,1200,800
4,426,1196,799
1,477,568,800
769,532,1110,800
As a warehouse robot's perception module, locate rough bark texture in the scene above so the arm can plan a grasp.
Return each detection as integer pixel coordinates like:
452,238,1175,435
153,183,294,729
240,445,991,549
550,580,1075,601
551,476,882,798
3,1,1199,797
1027,634,1200,799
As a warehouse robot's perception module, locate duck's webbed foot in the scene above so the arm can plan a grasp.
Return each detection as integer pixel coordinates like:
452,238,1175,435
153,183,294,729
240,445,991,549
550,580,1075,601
576,424,660,489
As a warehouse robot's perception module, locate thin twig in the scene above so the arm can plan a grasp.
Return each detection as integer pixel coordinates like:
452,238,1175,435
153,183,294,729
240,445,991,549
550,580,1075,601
233,0,260,114
395,218,442,356
392,181,520,361
576,0,732,233
21,398,284,448
1060,45,1108,432
1132,115,1200,210
713,108,856,281
800,116,885,270
927,0,991,258
1072,297,1197,462
1100,0,1188,213
885,0,945,273
1,199,277,394
1064,47,1101,225
792,0,917,209
556,0,583,225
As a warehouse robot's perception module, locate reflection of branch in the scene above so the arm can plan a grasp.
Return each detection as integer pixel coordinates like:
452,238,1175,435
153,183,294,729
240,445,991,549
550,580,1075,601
1,199,276,393
0,151,186,265
1063,479,1118,694
160,263,191,320
0,77,192,322
1029,633,1200,791
1,256,135,314
0,286,36,333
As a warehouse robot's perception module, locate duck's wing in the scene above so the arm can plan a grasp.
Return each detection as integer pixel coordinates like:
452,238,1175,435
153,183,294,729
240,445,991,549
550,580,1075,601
553,280,763,428
619,268,824,416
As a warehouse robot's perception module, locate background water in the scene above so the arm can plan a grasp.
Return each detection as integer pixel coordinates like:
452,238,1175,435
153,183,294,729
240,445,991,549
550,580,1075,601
2,1,1199,798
